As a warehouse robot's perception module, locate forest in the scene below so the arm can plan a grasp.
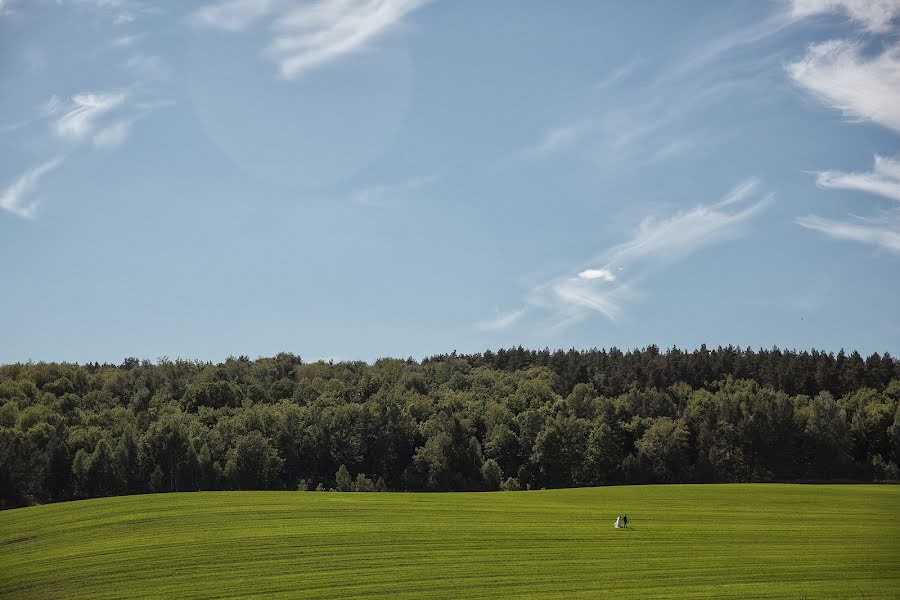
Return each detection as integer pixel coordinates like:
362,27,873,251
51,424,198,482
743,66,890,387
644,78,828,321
1,345,898,508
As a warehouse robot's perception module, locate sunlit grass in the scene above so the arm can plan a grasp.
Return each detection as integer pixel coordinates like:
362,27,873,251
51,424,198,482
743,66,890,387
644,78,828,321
1,484,898,599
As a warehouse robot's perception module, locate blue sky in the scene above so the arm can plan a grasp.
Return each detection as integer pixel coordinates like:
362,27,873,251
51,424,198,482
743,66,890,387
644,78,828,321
1,0,899,364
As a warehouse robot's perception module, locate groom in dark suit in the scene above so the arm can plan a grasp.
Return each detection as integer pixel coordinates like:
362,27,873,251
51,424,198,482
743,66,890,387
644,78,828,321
623,514,628,528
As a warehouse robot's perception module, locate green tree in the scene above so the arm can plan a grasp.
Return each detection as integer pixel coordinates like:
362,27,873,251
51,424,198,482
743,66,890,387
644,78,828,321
335,464,352,492
141,413,197,492
585,422,623,484
352,472,375,492
224,431,284,490
635,417,691,482
531,416,591,488
483,423,519,482
481,458,502,491
410,412,484,491
183,381,244,410
197,444,221,490
72,438,119,498
794,392,852,479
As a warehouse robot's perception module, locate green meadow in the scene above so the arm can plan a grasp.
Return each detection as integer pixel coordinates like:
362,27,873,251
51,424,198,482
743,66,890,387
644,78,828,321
1,484,897,599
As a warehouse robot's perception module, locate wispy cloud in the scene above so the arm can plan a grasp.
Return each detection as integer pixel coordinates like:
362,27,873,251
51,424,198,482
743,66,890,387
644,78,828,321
70,0,126,7
790,0,900,33
1,2,168,222
1,87,169,219
518,94,697,166
788,3,900,256
482,179,770,330
596,179,767,266
524,119,598,157
0,119,33,134
786,39,900,134
189,0,274,31
800,155,900,254
61,0,159,27
577,268,616,282
43,89,167,148
476,307,528,332
1,95,62,133
353,173,438,206
594,57,643,91
40,95,63,117
517,49,771,170
92,119,133,147
52,92,127,143
270,0,428,79
0,157,65,219
189,0,428,80
125,54,169,80
674,10,795,77
797,213,900,253
812,154,900,202
111,33,145,48
517,2,889,171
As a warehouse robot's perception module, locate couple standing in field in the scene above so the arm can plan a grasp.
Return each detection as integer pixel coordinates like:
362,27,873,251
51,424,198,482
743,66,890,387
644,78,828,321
614,514,628,529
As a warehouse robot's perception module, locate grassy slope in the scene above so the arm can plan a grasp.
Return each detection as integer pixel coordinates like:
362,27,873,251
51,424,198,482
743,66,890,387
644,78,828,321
1,484,898,599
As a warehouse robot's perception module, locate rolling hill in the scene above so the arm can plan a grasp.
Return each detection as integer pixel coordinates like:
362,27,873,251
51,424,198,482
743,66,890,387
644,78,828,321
1,484,898,599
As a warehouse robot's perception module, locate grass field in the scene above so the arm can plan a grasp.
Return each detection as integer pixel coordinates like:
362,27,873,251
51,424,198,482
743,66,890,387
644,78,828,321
1,484,898,599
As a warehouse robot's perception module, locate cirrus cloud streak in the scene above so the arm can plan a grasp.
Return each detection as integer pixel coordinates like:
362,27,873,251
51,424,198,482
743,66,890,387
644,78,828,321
786,39,900,134
0,157,65,219
189,0,428,80
479,179,771,331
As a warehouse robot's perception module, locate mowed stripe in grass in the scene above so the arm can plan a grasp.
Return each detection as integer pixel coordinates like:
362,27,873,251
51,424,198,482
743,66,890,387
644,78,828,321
1,484,897,599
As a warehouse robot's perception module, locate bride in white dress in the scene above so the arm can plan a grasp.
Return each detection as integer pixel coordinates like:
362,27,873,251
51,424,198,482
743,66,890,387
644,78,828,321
614,516,622,528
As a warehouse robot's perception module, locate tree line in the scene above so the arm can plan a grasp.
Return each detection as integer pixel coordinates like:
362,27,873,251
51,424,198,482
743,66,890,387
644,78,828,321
1,346,898,508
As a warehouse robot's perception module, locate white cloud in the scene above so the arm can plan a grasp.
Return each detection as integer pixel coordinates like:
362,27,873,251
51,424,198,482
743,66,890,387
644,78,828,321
812,155,900,202
53,92,127,142
42,89,169,152
71,0,125,7
797,213,900,253
547,277,626,323
800,155,900,254
600,178,767,266
788,7,900,256
270,0,428,79
0,95,65,133
482,179,770,330
63,0,160,26
189,0,275,31
791,0,900,33
515,7,799,169
577,268,616,282
112,33,144,47
595,58,643,91
0,120,30,133
787,40,900,133
476,307,528,332
190,0,428,80
93,120,132,147
126,54,169,80
40,95,63,117
353,173,438,206
0,157,64,219
518,74,751,170
675,11,795,76
526,119,597,156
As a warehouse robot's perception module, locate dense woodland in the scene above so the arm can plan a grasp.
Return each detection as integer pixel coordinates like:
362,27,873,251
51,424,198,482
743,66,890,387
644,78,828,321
1,346,899,508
